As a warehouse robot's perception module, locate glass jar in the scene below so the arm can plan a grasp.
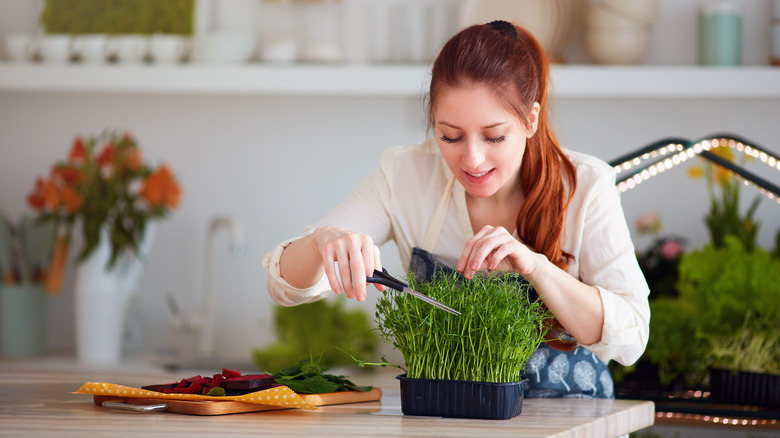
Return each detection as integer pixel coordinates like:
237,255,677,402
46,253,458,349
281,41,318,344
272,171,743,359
298,0,344,63
259,0,299,63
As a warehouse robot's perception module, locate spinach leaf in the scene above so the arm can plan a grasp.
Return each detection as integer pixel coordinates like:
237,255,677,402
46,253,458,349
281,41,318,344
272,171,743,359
272,358,372,394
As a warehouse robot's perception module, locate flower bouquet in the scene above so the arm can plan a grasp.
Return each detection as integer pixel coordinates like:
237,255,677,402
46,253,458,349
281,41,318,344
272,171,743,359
27,129,182,291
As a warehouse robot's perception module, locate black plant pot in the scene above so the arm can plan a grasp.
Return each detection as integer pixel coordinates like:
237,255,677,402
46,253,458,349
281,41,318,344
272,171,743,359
709,368,780,408
396,374,524,420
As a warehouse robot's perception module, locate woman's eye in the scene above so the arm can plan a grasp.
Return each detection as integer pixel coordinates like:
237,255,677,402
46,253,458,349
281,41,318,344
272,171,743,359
440,135,461,144
485,135,505,144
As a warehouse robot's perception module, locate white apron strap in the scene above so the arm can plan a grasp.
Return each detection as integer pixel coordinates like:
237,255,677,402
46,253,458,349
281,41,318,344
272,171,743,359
421,175,456,253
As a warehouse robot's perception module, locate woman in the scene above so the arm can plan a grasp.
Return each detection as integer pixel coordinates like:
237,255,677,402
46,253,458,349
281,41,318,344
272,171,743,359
263,21,650,398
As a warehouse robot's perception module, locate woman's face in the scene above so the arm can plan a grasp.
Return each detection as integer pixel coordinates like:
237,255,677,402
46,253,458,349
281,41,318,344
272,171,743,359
434,85,539,200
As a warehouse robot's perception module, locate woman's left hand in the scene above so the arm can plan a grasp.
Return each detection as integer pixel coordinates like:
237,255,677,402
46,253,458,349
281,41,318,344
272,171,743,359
456,225,542,280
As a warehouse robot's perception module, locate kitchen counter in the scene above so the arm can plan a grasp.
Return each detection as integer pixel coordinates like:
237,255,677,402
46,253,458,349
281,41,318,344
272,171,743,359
0,360,654,437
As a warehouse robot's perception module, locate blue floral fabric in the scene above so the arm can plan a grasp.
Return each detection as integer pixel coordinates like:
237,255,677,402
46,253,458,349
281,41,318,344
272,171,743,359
407,247,614,399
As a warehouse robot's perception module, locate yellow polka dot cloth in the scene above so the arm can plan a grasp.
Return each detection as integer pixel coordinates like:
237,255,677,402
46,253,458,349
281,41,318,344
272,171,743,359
74,382,316,409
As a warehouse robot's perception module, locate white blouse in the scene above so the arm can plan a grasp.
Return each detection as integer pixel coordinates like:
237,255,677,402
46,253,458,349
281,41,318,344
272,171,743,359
263,139,651,366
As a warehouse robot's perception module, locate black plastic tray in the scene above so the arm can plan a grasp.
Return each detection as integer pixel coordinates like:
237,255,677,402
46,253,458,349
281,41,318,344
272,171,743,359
396,374,524,420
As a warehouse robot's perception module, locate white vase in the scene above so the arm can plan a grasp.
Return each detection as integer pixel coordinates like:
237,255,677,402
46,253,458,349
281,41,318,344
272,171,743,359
74,224,157,366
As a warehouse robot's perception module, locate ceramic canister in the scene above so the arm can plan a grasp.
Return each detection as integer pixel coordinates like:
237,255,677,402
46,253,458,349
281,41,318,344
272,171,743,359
698,1,742,66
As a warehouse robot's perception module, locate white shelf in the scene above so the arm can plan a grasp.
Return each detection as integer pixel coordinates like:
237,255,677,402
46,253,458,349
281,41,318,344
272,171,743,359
0,63,779,98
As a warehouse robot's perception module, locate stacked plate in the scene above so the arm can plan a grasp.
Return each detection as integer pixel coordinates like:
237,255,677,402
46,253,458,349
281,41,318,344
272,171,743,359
585,0,660,65
458,0,586,63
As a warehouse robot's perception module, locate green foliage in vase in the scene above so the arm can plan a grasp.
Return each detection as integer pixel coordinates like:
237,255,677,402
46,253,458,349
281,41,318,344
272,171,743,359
251,297,379,373
375,271,551,383
40,0,195,35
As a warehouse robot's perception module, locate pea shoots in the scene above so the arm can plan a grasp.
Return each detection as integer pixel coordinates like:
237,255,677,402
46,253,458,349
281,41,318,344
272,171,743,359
375,271,551,383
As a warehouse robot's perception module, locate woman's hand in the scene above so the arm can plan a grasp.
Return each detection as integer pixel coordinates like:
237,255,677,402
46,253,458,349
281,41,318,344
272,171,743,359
456,225,544,280
313,225,385,301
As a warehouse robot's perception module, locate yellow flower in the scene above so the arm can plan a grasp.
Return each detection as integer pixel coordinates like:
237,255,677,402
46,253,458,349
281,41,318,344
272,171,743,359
687,166,704,179
711,145,734,162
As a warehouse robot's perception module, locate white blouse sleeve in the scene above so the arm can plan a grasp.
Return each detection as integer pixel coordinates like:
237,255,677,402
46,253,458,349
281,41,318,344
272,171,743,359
577,171,651,366
263,148,396,306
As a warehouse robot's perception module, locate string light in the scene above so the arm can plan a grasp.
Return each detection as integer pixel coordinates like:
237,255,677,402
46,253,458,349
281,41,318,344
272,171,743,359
655,411,778,429
613,136,780,205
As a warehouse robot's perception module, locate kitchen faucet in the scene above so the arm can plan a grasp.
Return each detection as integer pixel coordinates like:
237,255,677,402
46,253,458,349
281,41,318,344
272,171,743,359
198,215,246,358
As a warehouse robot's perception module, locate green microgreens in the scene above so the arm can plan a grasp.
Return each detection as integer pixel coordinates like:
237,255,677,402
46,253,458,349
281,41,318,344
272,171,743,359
375,271,551,383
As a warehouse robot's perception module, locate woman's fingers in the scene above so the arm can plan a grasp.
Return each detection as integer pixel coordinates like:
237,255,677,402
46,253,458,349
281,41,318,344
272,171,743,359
316,226,381,300
372,244,386,292
458,226,522,278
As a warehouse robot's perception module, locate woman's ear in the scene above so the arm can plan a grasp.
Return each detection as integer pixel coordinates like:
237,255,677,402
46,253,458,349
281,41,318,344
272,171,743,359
527,102,541,138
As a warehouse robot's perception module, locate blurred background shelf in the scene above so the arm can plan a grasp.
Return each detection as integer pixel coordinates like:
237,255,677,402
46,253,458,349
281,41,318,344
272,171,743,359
1,63,778,98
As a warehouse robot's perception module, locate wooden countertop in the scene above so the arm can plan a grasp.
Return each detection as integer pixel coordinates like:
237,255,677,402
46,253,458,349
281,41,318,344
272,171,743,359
0,360,654,437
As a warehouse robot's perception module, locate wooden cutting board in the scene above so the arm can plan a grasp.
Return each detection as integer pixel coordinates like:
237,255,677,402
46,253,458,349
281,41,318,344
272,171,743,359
93,387,382,416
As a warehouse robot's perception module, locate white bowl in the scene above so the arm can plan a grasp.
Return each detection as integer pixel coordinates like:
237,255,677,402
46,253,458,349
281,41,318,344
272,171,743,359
586,27,651,64
114,35,149,64
39,34,73,64
149,34,190,64
588,2,652,30
73,34,109,64
601,0,660,24
3,33,36,62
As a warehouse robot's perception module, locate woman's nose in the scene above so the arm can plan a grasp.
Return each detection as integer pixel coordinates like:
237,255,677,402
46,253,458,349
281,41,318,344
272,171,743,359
463,139,485,168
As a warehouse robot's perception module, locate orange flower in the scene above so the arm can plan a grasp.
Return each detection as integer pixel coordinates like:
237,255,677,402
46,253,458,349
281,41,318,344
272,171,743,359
61,185,82,214
28,130,182,270
29,178,61,211
125,148,142,171
52,164,83,185
27,178,47,211
140,165,182,208
97,143,114,167
68,137,87,163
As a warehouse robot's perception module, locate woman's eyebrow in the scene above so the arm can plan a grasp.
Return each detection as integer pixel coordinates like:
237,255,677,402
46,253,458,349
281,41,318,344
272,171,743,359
436,121,507,129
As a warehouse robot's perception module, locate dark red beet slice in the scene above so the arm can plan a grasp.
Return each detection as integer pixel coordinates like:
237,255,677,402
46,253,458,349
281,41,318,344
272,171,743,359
142,370,275,395
220,374,275,393
222,368,242,378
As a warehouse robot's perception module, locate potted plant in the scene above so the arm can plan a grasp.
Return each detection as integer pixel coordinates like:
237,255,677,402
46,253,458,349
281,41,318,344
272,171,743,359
26,129,182,365
675,237,780,407
374,271,551,419
633,141,779,404
252,297,379,372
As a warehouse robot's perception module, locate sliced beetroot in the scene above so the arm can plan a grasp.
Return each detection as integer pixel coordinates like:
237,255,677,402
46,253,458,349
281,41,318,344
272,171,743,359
222,368,242,378
185,375,211,386
141,383,177,393
220,374,275,393
142,370,274,396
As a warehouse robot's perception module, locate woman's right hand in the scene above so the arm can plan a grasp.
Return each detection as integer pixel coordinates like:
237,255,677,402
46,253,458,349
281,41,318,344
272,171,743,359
313,225,385,301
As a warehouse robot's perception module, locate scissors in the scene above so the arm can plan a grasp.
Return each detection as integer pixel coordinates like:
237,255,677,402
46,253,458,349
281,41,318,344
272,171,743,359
366,268,461,316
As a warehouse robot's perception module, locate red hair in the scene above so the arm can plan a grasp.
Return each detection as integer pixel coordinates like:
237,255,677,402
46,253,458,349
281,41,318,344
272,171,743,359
428,22,576,269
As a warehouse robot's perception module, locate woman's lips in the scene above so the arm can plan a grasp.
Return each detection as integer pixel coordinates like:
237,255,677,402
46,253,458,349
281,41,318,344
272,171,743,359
464,168,495,183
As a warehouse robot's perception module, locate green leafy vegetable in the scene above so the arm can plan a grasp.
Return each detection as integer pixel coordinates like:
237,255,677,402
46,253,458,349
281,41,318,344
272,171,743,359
271,357,372,394
204,387,226,396
252,297,378,372
375,271,551,383
643,236,780,384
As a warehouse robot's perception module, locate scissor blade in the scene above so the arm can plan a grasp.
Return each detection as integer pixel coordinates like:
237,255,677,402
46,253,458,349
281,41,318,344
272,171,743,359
402,287,461,316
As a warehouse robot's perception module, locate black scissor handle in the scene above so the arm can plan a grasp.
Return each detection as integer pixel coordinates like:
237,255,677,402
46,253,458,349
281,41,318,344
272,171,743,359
366,268,406,291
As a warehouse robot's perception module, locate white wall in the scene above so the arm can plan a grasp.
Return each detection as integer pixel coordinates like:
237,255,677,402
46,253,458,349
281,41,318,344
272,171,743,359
0,0,778,366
